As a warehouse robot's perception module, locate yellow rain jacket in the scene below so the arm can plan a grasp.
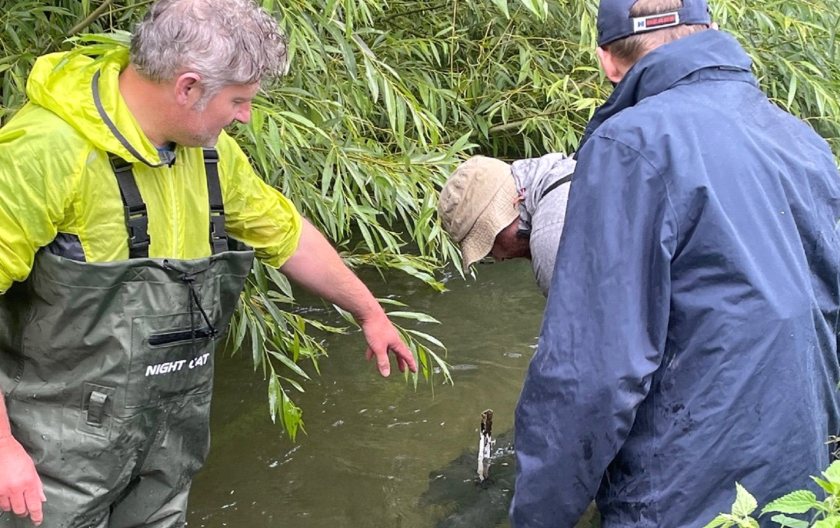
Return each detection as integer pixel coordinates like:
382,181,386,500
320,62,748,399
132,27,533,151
0,51,302,293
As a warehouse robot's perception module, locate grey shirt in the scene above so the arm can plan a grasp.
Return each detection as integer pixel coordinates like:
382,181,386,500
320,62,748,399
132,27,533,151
511,153,575,296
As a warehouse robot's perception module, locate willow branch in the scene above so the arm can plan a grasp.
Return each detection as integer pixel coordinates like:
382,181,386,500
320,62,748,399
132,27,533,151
67,0,114,38
43,0,114,53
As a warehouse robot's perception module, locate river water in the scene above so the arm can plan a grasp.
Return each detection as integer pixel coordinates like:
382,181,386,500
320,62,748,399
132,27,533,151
187,260,546,527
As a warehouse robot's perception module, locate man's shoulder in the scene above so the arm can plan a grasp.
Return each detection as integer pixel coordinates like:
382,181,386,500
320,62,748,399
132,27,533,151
0,104,93,178
534,181,570,220
214,131,247,156
210,131,259,184
2,103,89,149
595,90,688,142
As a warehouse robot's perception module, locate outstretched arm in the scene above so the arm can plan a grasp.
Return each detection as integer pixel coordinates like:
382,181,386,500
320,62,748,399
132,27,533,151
280,218,417,377
0,392,46,526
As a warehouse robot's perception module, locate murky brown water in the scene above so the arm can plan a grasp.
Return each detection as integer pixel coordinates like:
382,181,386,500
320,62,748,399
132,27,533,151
187,261,546,527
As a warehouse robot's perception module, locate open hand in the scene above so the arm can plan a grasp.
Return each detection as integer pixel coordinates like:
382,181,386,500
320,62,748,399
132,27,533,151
0,436,45,526
360,313,418,377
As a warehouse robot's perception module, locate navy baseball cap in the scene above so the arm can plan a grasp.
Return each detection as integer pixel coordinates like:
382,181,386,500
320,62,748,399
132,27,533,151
597,0,712,47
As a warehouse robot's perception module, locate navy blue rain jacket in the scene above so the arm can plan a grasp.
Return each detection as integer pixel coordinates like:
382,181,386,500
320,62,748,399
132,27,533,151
512,29,840,527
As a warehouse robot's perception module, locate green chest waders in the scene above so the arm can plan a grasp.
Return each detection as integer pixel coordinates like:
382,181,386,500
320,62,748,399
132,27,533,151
0,149,254,528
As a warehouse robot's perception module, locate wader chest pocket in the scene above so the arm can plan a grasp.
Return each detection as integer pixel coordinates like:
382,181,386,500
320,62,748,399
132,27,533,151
126,312,217,409
148,327,215,347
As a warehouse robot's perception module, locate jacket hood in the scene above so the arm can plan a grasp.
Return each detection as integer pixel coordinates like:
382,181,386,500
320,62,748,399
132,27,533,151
26,51,169,166
576,30,755,155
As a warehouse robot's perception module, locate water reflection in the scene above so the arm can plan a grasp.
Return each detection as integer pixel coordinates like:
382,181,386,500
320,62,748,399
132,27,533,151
187,261,545,527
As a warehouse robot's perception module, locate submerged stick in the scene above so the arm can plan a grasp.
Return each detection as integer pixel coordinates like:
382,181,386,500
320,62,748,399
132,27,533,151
477,409,495,482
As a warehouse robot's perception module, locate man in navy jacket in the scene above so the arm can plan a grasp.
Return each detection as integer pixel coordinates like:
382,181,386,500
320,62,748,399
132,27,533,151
511,0,840,526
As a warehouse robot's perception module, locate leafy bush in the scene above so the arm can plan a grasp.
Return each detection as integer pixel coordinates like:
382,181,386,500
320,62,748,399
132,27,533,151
706,461,840,528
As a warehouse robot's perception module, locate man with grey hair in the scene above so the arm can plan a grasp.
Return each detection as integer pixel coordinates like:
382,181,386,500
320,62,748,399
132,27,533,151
512,0,840,526
438,153,574,297
0,0,416,526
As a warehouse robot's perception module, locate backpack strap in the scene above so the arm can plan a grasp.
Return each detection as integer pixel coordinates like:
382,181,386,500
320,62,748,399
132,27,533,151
538,172,573,201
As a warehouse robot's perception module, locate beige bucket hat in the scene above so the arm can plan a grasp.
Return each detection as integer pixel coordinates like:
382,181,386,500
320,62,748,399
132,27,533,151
438,156,519,269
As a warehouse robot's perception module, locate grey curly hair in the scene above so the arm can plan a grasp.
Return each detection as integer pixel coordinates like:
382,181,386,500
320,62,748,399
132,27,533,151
131,0,288,105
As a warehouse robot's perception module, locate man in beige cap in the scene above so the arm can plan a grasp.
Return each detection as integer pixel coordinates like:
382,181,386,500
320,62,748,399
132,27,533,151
438,153,575,296
437,152,599,527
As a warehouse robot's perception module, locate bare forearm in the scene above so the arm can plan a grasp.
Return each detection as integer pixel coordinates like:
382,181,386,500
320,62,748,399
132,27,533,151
281,219,385,323
280,218,416,376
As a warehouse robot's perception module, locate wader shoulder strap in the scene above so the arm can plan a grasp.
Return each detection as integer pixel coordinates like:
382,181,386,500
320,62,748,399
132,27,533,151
110,154,151,259
538,173,573,202
109,149,230,259
202,148,229,255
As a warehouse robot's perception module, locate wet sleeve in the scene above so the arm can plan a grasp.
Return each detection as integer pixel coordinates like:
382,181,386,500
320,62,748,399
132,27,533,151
511,136,676,526
217,135,303,268
529,184,570,296
530,221,564,297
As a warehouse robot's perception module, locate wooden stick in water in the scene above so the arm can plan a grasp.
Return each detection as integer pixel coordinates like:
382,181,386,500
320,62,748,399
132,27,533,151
478,409,494,482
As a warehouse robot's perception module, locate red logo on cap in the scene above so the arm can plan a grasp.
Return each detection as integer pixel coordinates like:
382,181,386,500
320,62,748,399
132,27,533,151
646,14,677,28
633,11,681,33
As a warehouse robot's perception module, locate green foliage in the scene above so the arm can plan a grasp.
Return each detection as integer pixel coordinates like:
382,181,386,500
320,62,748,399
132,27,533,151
3,0,839,437
705,483,761,528
705,461,840,528
0,0,144,123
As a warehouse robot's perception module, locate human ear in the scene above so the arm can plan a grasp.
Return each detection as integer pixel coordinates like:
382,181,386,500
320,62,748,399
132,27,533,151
596,46,625,84
173,72,202,106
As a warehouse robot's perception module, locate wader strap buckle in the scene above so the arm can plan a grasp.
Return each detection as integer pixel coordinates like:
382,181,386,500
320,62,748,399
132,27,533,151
202,148,230,255
110,155,151,259
86,390,109,428
109,149,231,259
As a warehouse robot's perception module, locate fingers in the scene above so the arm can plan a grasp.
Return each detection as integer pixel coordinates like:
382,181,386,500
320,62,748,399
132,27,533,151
375,347,391,377
406,351,417,373
0,436,46,525
365,346,391,377
391,342,417,373
1,493,44,526
1,487,46,525
10,491,26,517
365,345,417,377
24,489,44,526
